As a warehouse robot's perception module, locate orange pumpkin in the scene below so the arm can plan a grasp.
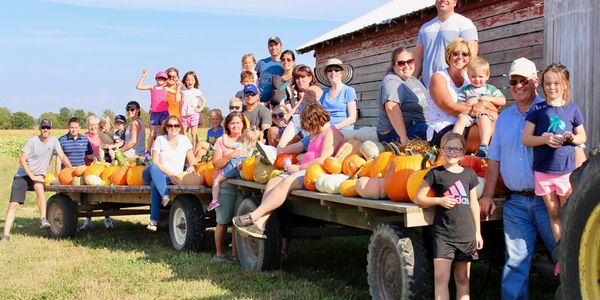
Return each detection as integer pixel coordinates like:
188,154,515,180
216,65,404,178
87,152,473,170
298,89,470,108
83,163,106,177
460,155,483,174
323,157,342,174
342,155,366,176
126,165,146,186
407,168,436,202
74,165,87,176
465,124,494,154
58,167,76,185
384,155,423,201
304,164,327,191
355,177,386,199
101,165,120,181
334,139,362,162
44,173,57,186
240,156,258,181
339,179,359,197
358,159,374,177
111,166,129,186
195,162,207,176
370,152,395,178
204,161,216,187
274,153,298,170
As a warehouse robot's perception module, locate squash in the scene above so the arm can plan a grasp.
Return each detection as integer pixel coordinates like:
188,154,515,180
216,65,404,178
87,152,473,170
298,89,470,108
44,173,57,186
357,159,374,177
253,161,276,184
268,169,285,180
114,150,127,166
58,167,76,185
101,165,120,181
460,155,483,174
342,154,366,176
465,124,494,154
356,126,378,142
339,179,359,197
315,174,349,194
359,140,382,160
370,152,395,178
181,172,203,186
407,168,435,202
384,155,423,202
71,176,83,186
73,165,87,176
355,177,386,199
304,164,327,191
204,161,216,187
323,157,342,174
84,175,103,186
240,156,258,181
334,139,362,162
195,162,208,176
111,166,129,186
126,165,146,186
274,153,298,170
83,163,105,177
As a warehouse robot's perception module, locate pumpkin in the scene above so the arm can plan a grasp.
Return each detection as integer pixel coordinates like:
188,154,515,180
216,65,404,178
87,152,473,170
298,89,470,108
358,159,374,177
304,164,327,191
323,157,342,174
74,165,87,176
355,177,386,199
465,124,494,154
334,139,362,161
111,166,129,186
339,179,359,197
356,126,378,142
477,158,488,177
240,156,258,181
268,169,285,180
195,162,208,176
384,155,423,202
274,153,298,170
342,154,366,176
126,165,146,186
315,174,349,194
71,176,83,186
204,161,216,187
460,155,483,174
58,167,75,185
253,161,276,184
407,168,435,202
44,173,57,186
101,165,120,181
83,163,105,177
370,152,395,178
359,140,383,160
84,175,103,186
182,172,203,186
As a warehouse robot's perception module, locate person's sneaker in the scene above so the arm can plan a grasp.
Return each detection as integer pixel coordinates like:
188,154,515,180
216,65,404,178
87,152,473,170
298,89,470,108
79,218,92,231
475,144,488,158
103,217,114,229
40,217,51,229
161,195,171,207
146,221,158,232
236,224,267,240
207,200,220,212
256,142,277,165
1,234,9,242
232,214,254,228
212,254,230,262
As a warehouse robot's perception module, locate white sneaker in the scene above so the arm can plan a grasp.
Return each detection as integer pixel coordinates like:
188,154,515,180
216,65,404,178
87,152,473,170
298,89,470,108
103,217,114,229
161,195,171,207
79,218,92,231
40,218,51,229
256,142,277,165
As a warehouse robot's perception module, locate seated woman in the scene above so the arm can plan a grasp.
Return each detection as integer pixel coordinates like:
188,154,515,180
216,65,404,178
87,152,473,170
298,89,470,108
316,58,357,132
121,101,146,158
142,116,197,231
233,103,345,239
377,47,429,144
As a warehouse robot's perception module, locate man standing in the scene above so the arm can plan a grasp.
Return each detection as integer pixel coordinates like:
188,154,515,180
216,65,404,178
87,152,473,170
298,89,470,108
242,84,271,140
479,58,555,300
414,0,479,88
2,119,72,242
256,36,284,104
56,117,94,173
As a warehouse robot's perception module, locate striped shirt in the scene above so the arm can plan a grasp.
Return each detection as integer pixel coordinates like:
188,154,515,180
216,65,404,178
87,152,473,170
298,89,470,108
58,133,93,167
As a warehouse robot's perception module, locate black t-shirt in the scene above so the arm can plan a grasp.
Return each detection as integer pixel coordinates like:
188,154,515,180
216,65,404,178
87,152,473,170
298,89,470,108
271,75,293,106
424,165,479,242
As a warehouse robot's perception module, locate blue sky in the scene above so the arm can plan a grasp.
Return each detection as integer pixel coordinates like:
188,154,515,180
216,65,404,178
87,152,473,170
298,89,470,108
0,0,390,118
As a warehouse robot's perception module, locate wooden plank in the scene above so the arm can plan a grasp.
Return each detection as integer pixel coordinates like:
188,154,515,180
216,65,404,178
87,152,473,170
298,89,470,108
479,31,544,54
291,189,423,213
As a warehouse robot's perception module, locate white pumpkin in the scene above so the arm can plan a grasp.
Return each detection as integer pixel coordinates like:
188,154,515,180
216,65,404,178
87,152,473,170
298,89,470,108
360,141,382,160
84,175,103,186
476,177,485,199
315,174,349,194
356,126,379,142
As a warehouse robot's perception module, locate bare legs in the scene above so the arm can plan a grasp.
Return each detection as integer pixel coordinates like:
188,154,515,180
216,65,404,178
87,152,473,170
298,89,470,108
434,259,471,300
542,191,571,242
3,182,46,237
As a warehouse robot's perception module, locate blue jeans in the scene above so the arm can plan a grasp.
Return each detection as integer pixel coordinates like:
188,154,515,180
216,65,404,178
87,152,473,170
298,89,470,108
142,165,171,223
502,194,555,300
377,121,429,143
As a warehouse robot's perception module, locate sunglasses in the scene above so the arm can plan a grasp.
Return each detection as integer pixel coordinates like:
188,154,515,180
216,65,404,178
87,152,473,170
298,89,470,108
229,105,241,110
325,68,342,73
244,92,257,97
396,59,415,67
40,126,52,130
442,146,464,153
166,124,180,129
127,108,137,112
509,78,530,86
272,113,285,118
451,51,470,58
168,75,177,79
281,58,294,62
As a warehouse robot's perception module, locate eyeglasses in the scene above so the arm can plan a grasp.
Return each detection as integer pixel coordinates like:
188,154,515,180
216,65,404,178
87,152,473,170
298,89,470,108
272,113,285,119
166,124,180,129
127,108,137,112
451,51,470,58
442,146,464,153
325,68,342,73
395,59,415,67
281,58,294,62
168,75,177,79
244,92,257,97
40,126,51,130
509,78,530,86
229,105,241,110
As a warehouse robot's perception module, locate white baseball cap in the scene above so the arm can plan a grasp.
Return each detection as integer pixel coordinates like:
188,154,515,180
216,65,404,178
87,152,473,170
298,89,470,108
509,57,538,78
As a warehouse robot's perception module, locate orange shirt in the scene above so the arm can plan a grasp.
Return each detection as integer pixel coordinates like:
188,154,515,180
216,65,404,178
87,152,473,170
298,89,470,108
166,83,181,119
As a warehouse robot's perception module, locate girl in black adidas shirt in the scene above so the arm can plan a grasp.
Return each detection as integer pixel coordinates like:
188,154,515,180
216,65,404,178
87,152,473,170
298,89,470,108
415,132,482,300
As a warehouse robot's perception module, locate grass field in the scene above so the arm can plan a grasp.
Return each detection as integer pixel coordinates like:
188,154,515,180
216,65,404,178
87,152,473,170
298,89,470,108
0,130,556,299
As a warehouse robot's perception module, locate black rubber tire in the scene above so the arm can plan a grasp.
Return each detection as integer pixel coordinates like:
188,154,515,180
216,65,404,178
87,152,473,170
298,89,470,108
555,146,600,300
367,223,433,300
235,197,282,271
46,194,78,239
169,194,205,252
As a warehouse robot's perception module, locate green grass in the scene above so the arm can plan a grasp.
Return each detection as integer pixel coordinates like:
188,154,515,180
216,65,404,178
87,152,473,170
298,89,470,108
0,130,556,299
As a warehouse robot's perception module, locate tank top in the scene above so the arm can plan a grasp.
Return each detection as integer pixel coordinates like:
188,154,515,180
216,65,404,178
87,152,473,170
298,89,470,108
426,68,469,133
166,83,181,119
150,86,168,113
125,118,146,156
301,127,342,164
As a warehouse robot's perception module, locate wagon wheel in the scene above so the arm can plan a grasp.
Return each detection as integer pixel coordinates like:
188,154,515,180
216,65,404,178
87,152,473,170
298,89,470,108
367,223,432,300
169,194,205,252
46,194,78,239
235,197,282,271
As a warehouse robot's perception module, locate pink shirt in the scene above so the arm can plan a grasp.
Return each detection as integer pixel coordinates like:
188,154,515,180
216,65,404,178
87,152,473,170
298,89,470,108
212,133,242,178
84,131,101,164
150,86,169,112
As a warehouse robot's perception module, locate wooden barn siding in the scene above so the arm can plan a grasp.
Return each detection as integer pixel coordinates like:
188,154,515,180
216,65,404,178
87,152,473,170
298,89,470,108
545,0,600,149
313,0,545,127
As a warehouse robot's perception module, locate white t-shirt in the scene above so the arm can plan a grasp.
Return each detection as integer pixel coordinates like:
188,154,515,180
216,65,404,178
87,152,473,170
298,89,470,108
426,69,469,138
180,87,203,117
152,135,192,174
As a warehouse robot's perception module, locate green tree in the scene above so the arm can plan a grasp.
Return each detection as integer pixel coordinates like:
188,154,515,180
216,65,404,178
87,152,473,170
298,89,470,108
0,107,12,129
58,107,71,128
73,109,87,127
39,112,60,129
139,108,149,128
10,112,35,129
103,109,115,120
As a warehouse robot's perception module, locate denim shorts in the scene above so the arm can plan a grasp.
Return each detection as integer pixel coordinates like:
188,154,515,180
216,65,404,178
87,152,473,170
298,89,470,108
215,182,242,224
150,111,169,126
377,121,429,143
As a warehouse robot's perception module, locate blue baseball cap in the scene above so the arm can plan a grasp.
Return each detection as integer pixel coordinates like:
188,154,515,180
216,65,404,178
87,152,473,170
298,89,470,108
114,115,126,123
243,84,258,95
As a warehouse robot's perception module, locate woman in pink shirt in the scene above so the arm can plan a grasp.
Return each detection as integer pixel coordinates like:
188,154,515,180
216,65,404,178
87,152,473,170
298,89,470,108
84,115,101,164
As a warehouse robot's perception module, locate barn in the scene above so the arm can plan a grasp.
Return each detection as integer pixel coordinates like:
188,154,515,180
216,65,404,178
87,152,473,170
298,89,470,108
297,0,599,149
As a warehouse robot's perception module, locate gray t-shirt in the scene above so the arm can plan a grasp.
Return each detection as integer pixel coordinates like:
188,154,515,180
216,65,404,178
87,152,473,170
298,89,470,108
16,136,62,177
377,72,429,133
243,105,272,128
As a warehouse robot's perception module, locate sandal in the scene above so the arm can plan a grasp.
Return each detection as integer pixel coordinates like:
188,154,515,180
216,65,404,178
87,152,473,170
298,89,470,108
232,213,254,228
146,221,158,232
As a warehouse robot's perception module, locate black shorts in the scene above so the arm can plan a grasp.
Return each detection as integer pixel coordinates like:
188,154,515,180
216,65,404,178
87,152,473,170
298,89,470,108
433,237,479,261
10,176,40,204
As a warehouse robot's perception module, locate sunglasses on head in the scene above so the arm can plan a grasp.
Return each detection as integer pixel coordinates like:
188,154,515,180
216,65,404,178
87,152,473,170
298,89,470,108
166,123,180,129
272,113,285,119
451,51,470,57
244,92,256,97
229,105,241,110
509,78,530,86
396,58,415,67
325,67,342,73
40,126,51,130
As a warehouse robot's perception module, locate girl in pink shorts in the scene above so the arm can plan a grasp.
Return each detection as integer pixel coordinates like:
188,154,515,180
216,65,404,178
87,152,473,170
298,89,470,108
180,71,207,147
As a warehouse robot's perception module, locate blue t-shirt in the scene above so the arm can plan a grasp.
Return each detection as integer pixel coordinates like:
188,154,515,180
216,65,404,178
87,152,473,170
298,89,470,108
206,127,224,146
58,133,93,167
255,57,284,103
320,85,357,128
525,101,584,174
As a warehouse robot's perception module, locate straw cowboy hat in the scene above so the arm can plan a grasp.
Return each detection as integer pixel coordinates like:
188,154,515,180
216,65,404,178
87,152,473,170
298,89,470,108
315,58,354,86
